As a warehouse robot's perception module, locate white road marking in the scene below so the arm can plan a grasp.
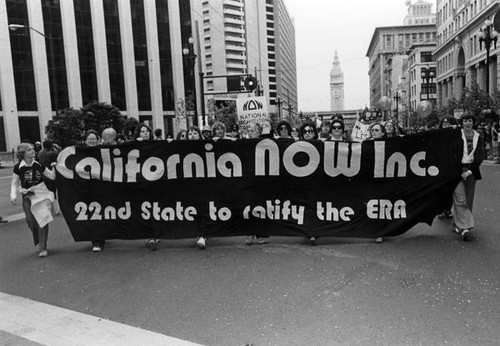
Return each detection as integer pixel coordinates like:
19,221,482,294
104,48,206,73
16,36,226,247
0,292,202,346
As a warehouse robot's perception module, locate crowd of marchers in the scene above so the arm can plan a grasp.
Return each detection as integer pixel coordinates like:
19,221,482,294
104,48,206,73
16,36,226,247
5,113,485,258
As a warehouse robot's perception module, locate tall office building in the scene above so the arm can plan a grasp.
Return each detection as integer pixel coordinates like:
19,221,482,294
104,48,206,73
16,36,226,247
192,0,297,120
0,0,197,151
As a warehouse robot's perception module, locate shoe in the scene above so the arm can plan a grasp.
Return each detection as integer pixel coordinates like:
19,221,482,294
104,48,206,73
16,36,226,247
92,245,102,252
461,229,472,241
310,237,317,246
0,217,8,224
196,237,206,249
146,238,159,251
38,250,48,258
256,237,267,244
454,227,460,234
375,237,383,243
245,236,254,245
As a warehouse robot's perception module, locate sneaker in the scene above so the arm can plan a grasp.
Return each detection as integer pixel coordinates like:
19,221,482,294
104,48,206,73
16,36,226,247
310,237,317,246
146,238,159,251
38,250,48,258
375,237,383,243
256,237,267,244
0,217,8,224
196,237,206,249
92,245,102,252
245,236,254,245
461,229,472,241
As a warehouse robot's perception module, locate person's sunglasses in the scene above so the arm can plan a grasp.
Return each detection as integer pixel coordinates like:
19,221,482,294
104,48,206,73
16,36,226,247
279,126,288,131
304,129,314,134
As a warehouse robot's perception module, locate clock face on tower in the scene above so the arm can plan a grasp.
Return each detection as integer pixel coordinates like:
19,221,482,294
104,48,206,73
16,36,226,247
331,88,341,99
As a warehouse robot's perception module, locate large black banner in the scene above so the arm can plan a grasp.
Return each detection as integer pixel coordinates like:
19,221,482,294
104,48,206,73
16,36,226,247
55,129,463,241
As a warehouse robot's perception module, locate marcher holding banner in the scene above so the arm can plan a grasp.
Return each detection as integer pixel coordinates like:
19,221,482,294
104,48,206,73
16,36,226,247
329,119,346,142
452,114,483,241
10,143,56,258
187,126,202,140
245,121,270,245
135,123,153,142
186,126,208,249
83,130,107,252
368,123,387,243
276,121,293,139
212,121,231,140
318,120,332,141
135,123,160,250
299,122,318,140
368,123,386,140
437,116,458,220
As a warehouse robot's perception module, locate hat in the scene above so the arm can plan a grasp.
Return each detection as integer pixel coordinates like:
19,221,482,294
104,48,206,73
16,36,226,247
202,125,211,132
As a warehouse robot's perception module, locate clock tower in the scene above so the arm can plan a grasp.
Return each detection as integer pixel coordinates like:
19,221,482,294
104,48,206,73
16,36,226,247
330,51,345,111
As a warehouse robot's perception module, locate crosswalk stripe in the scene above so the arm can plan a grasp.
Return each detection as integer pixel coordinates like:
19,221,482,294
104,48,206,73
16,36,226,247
0,292,202,346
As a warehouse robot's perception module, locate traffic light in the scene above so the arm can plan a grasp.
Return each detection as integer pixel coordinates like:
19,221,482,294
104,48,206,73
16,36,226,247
227,76,241,92
244,76,258,91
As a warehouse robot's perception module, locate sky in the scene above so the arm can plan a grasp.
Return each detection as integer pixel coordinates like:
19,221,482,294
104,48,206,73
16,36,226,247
284,0,429,112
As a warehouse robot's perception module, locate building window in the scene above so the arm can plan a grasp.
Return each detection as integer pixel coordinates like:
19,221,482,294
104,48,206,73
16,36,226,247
131,0,151,111
156,0,174,111
104,0,126,110
75,0,99,106
420,51,433,62
7,0,37,111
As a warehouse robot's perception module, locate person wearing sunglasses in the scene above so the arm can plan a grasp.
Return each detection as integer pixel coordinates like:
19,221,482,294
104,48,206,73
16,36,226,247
329,120,346,142
299,122,318,140
276,120,293,139
368,123,386,141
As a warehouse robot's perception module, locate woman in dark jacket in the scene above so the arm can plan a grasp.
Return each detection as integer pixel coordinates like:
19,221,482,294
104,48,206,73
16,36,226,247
452,114,483,241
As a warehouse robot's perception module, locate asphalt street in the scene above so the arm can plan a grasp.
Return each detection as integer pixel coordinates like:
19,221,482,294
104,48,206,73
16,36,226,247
1,163,500,345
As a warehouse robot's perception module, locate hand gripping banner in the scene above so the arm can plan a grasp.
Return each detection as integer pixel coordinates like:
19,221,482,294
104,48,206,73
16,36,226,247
55,129,463,241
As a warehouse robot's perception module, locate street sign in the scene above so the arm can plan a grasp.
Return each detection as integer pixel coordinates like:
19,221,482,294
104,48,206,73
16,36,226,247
209,93,253,100
236,96,269,133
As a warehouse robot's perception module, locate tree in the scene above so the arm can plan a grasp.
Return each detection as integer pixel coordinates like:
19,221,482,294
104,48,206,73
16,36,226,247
45,102,127,147
459,82,491,117
214,100,237,130
45,107,84,147
81,102,125,134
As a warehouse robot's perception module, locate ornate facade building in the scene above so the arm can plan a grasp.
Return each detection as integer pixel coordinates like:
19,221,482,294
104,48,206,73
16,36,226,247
435,0,499,109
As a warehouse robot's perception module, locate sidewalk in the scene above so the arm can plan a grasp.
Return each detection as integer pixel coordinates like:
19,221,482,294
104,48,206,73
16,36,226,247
0,292,202,346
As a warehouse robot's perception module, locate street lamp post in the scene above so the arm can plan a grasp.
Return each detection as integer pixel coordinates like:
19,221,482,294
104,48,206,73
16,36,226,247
9,24,59,116
421,66,435,102
182,36,198,127
479,18,498,95
393,91,400,123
